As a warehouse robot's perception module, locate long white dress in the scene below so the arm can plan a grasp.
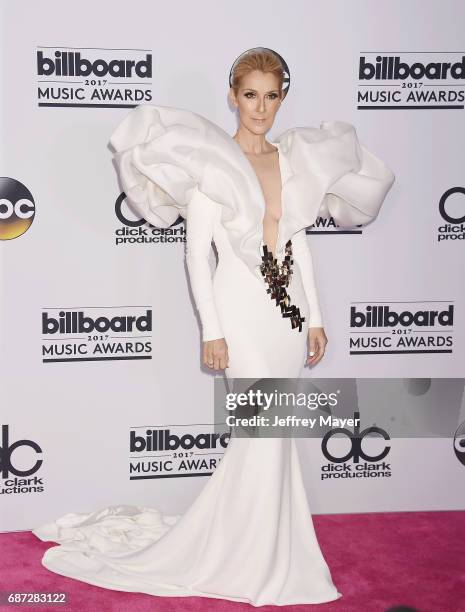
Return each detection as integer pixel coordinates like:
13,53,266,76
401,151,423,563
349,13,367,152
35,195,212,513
32,104,395,606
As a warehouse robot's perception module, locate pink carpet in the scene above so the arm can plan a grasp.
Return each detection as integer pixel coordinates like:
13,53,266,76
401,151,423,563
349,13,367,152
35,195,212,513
1,510,463,611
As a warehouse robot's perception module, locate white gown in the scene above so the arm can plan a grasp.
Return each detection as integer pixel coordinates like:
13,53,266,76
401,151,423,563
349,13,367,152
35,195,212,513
32,104,395,606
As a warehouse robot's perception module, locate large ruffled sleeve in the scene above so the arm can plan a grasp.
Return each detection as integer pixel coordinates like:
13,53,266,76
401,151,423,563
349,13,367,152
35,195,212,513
274,121,395,252
108,104,266,279
317,121,396,227
108,104,210,228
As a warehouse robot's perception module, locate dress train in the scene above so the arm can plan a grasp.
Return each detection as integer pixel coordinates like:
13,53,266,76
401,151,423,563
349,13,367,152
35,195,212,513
33,433,342,606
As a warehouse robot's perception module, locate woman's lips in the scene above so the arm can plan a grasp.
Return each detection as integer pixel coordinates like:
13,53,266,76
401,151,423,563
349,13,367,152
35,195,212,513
252,118,266,123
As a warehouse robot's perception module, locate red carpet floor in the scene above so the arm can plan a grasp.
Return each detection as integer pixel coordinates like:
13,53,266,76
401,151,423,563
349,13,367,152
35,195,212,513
1,510,463,612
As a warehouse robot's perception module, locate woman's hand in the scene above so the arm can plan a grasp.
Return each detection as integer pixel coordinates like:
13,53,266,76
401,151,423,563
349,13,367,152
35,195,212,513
305,326,327,367
203,338,229,371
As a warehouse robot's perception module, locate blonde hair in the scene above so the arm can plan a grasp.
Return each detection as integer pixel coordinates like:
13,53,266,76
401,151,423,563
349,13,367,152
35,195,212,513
230,49,284,97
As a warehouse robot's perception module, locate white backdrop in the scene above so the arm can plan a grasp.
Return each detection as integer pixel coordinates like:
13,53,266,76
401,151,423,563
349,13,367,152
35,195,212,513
1,0,464,532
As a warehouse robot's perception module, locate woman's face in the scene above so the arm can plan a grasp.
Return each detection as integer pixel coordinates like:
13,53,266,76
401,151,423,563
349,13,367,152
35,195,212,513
230,70,282,135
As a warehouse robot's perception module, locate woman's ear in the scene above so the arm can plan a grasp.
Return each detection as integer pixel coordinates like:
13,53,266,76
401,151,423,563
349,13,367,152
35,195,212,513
229,87,237,108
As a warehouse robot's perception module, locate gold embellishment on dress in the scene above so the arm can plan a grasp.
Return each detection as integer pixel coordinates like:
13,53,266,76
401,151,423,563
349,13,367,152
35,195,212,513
260,239,306,332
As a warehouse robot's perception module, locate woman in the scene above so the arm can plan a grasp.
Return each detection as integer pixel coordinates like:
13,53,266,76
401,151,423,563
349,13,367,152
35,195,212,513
32,48,395,606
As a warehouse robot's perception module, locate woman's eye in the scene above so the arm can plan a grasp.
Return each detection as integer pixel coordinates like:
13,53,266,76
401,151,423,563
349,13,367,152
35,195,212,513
244,92,278,99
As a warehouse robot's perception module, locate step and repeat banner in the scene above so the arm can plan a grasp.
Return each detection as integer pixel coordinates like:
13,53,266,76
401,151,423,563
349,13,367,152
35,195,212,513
1,0,464,531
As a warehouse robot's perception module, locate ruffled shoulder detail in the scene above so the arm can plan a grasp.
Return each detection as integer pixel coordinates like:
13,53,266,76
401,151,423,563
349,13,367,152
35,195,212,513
109,104,266,277
109,105,395,279
274,121,395,252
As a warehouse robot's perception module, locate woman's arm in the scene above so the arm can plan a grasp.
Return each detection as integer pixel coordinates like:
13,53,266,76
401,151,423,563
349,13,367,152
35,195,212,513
185,186,225,342
291,228,323,328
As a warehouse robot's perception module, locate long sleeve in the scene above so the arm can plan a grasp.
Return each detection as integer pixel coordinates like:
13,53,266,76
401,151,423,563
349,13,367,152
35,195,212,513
185,186,225,342
291,229,323,328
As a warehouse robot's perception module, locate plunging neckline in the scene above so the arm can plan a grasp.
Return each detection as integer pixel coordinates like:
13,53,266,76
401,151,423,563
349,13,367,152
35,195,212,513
230,138,286,259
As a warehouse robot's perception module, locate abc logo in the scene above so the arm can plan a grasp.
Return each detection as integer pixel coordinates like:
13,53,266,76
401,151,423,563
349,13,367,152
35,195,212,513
0,177,36,240
1,424,43,478
322,411,390,463
453,421,465,466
